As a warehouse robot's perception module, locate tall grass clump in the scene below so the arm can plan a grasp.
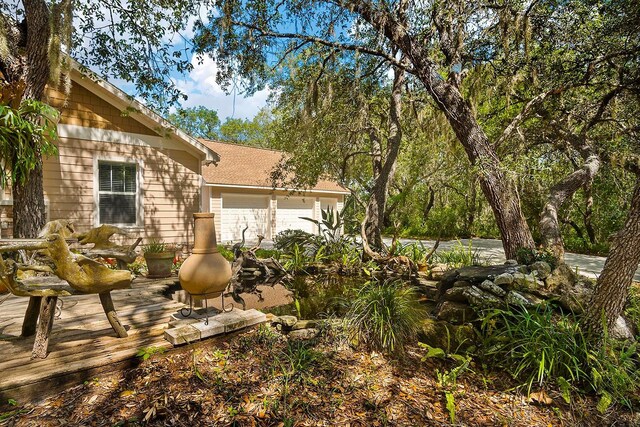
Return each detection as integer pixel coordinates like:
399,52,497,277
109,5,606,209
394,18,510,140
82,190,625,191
346,280,425,355
433,240,481,268
480,305,639,410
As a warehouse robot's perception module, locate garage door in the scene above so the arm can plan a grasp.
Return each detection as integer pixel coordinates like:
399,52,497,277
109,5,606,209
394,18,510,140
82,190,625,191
276,197,315,234
221,194,270,242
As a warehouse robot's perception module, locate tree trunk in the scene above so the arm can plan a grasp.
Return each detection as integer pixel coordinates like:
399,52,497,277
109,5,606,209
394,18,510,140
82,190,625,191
354,4,536,260
422,186,435,222
363,66,404,250
13,161,47,238
584,184,596,244
539,155,600,261
11,0,52,238
584,175,640,336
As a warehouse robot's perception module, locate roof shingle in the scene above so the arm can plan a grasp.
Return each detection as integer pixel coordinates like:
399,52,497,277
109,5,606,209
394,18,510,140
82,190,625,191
200,140,348,193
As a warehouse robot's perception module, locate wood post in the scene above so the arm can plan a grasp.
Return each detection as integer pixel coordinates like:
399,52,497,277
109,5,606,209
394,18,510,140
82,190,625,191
32,296,57,359
99,292,128,338
21,296,42,337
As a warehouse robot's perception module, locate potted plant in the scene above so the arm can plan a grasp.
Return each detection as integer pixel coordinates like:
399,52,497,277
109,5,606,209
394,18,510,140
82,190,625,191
143,240,176,278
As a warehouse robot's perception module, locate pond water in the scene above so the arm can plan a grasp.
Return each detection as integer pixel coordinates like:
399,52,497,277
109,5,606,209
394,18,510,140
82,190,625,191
167,275,368,319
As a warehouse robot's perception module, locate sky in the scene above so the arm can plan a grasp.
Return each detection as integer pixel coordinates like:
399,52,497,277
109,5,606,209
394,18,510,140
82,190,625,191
173,56,271,121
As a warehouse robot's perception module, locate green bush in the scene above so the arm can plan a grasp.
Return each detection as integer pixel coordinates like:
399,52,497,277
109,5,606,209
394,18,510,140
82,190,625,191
274,229,321,254
346,280,425,355
625,286,640,336
515,247,558,268
479,305,639,409
217,245,235,261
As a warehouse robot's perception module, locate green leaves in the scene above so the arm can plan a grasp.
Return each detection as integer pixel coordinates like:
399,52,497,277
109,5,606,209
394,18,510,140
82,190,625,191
0,99,59,188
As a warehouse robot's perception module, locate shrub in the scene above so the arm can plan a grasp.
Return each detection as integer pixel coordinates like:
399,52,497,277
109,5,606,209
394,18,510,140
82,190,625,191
274,229,321,254
515,247,558,268
217,245,235,261
479,305,639,409
624,285,640,336
143,240,176,254
346,280,425,355
433,240,481,268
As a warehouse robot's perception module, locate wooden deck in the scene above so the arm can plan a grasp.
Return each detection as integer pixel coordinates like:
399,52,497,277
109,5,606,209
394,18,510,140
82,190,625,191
0,278,185,404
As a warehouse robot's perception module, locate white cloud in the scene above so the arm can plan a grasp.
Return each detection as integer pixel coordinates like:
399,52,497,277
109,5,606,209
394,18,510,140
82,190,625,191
174,56,270,120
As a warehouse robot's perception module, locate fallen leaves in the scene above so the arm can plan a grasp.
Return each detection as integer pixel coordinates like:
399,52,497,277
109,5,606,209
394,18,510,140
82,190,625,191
6,325,638,427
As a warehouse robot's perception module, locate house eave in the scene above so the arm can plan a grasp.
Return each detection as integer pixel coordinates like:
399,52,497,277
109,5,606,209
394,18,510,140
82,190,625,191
205,182,350,195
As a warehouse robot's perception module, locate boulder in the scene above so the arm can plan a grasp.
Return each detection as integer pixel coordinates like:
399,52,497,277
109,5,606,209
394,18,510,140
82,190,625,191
556,280,594,314
444,287,469,303
610,316,637,341
529,261,552,280
504,259,518,266
463,286,504,309
292,319,320,330
453,280,472,288
272,315,298,330
436,301,477,324
512,272,539,292
494,273,514,286
505,291,544,308
456,265,522,282
288,328,319,340
419,318,476,353
478,280,507,297
430,263,449,281
544,263,578,290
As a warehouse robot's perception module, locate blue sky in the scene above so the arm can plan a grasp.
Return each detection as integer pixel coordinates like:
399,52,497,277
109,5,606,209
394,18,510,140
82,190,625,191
172,56,271,121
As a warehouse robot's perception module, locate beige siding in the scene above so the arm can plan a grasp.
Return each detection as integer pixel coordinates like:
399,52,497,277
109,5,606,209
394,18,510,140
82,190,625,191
43,138,202,246
47,85,156,136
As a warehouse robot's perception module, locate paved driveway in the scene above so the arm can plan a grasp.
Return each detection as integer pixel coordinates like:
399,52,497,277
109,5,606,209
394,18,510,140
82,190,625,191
393,237,640,281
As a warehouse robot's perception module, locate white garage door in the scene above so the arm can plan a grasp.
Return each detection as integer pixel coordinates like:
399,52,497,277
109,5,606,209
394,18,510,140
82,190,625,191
221,194,270,242
276,197,315,234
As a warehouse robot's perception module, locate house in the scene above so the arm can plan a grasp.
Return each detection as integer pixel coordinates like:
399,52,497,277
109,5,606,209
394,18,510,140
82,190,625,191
200,140,349,243
0,66,348,245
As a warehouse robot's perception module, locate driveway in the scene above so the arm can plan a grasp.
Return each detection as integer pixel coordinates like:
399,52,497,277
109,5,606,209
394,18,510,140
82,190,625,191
393,237,640,281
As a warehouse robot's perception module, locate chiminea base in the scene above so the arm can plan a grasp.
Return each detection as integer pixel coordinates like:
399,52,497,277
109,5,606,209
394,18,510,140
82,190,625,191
179,290,234,325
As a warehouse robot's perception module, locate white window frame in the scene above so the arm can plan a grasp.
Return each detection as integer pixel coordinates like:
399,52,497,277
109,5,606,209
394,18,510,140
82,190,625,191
93,155,144,230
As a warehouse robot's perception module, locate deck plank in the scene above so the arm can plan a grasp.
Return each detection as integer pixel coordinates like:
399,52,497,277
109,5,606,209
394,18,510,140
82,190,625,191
0,278,187,404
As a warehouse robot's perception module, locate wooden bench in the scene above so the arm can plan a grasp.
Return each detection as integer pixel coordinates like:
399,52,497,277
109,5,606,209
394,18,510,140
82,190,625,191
9,276,127,359
0,235,132,358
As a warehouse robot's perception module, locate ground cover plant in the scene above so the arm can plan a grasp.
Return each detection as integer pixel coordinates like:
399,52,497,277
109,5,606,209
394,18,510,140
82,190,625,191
479,305,640,410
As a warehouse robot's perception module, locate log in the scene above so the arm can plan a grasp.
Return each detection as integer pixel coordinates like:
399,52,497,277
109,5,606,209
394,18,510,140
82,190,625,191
21,296,41,337
99,292,128,338
32,296,57,359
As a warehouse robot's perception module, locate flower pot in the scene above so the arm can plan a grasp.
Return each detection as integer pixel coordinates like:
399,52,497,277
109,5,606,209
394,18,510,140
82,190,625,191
144,251,175,278
179,213,232,297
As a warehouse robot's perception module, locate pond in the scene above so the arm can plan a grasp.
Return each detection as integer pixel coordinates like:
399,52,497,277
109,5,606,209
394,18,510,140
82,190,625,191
166,274,368,319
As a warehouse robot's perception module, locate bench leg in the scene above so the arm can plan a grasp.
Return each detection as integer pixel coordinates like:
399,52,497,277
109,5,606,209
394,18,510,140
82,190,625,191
22,296,42,337
99,292,128,338
32,296,57,359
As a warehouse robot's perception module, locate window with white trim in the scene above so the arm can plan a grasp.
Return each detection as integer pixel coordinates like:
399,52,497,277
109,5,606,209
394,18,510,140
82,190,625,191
98,161,138,225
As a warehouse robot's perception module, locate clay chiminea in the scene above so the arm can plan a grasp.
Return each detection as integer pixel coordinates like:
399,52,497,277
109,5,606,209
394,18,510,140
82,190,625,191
179,213,232,297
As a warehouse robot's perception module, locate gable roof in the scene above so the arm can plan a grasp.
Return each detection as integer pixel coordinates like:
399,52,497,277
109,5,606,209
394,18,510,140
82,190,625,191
68,62,219,163
200,140,349,194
